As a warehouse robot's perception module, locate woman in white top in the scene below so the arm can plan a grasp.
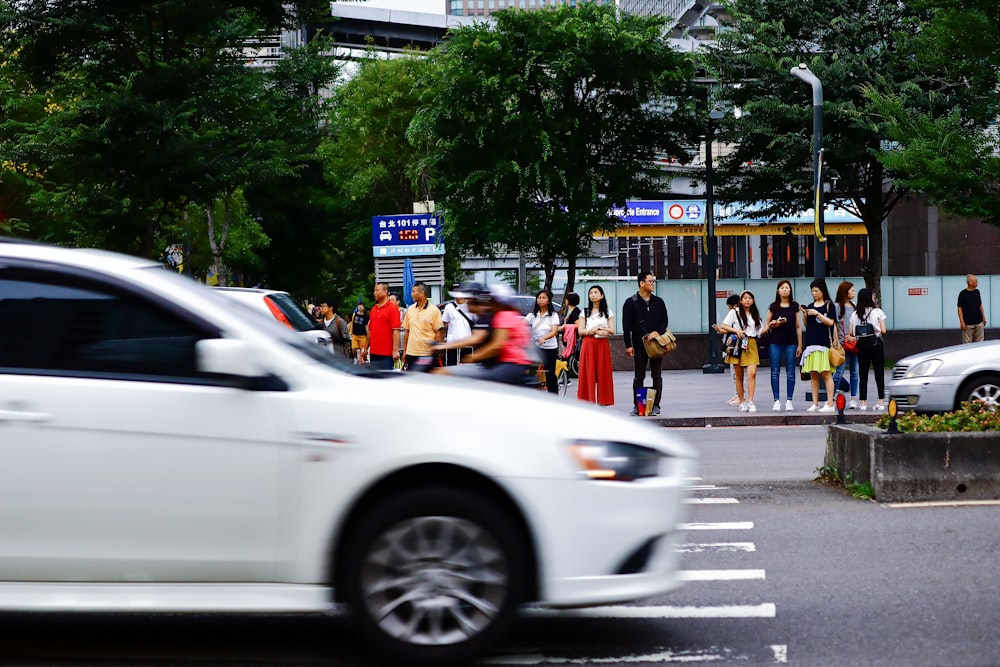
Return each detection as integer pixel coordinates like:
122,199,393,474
719,289,764,412
577,285,615,405
526,289,561,394
850,288,888,411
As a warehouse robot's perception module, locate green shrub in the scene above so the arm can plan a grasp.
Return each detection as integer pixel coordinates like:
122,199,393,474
876,401,1000,432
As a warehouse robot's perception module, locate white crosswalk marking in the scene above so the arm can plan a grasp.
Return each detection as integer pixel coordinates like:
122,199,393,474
523,603,777,620
682,521,754,530
685,497,739,504
679,569,766,581
677,542,756,553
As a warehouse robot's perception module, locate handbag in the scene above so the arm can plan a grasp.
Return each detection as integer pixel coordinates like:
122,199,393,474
643,330,677,358
828,322,845,367
842,336,857,353
724,332,745,359
633,295,676,358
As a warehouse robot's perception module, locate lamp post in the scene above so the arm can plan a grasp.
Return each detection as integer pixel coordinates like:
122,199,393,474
790,63,826,280
703,109,726,374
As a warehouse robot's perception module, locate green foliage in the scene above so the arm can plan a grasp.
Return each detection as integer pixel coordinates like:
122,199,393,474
704,0,1000,291
876,401,1000,433
814,464,875,500
0,0,337,267
317,50,438,305
413,4,698,289
865,0,1000,227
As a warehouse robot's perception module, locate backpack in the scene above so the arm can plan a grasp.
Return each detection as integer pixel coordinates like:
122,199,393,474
328,315,350,345
854,312,877,350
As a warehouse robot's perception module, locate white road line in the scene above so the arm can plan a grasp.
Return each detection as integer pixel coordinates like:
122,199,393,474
686,485,728,491
684,497,739,504
679,569,765,581
483,648,731,664
771,644,789,663
677,542,756,553
886,499,1000,508
682,521,754,530
523,603,777,620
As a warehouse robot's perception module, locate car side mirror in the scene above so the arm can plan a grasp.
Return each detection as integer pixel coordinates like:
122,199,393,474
196,339,285,390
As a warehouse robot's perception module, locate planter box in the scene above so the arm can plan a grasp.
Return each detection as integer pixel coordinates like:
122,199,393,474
826,424,1000,502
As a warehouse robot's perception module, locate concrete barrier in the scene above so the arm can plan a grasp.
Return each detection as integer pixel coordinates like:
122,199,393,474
826,424,1000,502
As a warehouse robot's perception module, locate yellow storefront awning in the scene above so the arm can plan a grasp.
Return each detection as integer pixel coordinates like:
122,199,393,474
599,223,868,238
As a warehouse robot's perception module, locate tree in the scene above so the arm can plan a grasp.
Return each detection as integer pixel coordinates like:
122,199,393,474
317,50,457,303
865,1,1000,227
703,0,998,297
412,4,698,292
0,0,333,260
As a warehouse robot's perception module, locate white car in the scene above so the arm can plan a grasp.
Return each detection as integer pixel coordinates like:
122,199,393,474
0,240,696,664
887,340,1000,412
213,286,332,349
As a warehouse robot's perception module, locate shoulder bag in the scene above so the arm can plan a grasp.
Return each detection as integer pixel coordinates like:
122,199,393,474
827,304,845,367
633,296,676,358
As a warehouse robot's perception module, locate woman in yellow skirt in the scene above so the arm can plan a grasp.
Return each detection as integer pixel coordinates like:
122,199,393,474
799,279,837,412
719,290,764,412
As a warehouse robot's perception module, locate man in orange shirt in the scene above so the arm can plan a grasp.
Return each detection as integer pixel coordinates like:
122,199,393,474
368,281,401,371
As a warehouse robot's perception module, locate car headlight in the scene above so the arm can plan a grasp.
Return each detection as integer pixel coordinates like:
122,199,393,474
565,441,662,482
904,359,943,378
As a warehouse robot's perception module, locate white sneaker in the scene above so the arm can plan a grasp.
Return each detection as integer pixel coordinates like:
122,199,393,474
785,400,794,411
860,404,868,411
748,402,757,413
874,403,885,412
848,399,859,410
819,404,835,413
739,402,750,412
773,400,782,412
806,404,819,412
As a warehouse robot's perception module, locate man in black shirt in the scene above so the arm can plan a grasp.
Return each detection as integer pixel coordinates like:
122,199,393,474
622,271,669,416
957,274,987,343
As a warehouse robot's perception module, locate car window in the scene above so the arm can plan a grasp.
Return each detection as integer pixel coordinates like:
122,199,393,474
266,292,318,332
0,274,214,379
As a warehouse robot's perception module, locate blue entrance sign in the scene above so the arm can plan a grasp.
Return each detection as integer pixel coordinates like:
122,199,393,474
610,200,708,225
371,214,445,257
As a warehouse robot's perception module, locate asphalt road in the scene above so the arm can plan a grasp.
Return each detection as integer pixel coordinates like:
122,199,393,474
3,425,999,666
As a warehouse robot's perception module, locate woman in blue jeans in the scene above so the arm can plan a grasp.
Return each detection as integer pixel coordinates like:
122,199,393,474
763,280,803,411
831,281,860,410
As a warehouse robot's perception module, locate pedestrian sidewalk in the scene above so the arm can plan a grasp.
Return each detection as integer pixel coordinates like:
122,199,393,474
563,369,882,427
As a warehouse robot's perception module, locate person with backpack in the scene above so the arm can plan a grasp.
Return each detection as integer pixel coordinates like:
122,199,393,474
440,288,477,366
318,298,351,358
850,288,888,411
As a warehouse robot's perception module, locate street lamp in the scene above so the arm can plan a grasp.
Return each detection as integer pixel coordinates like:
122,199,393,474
790,63,826,280
703,108,726,374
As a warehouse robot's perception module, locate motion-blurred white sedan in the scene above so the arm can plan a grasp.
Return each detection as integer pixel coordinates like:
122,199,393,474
0,239,696,664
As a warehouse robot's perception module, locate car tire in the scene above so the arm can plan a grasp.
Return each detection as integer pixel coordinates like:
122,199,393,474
957,374,1000,409
342,487,528,665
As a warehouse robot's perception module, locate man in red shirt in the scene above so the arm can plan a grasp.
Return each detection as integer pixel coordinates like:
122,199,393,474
368,281,401,371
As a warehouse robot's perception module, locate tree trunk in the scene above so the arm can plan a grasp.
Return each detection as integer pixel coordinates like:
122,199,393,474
564,254,577,297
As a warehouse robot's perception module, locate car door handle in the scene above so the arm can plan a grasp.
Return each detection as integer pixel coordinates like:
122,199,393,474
0,409,53,423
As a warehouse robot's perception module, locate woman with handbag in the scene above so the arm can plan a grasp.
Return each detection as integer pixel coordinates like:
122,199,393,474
850,288,888,411
800,279,838,413
763,280,802,411
719,290,764,412
832,281,860,409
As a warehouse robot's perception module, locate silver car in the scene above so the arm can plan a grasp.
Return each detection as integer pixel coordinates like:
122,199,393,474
887,340,1000,412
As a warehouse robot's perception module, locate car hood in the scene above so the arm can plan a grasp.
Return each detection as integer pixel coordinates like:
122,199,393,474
896,340,1000,369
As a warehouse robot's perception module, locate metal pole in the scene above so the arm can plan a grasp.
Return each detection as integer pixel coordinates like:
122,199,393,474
790,64,825,280
703,110,726,374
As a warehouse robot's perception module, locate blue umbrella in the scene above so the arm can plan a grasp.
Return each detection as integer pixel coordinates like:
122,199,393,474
402,258,415,306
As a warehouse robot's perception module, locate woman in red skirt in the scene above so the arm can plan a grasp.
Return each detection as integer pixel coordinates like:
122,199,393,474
577,285,616,406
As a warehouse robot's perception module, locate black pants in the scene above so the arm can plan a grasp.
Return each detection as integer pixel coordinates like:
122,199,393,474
857,339,885,401
632,340,664,407
539,346,558,393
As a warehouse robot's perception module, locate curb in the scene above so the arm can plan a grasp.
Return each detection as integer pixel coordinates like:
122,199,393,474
642,414,884,428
